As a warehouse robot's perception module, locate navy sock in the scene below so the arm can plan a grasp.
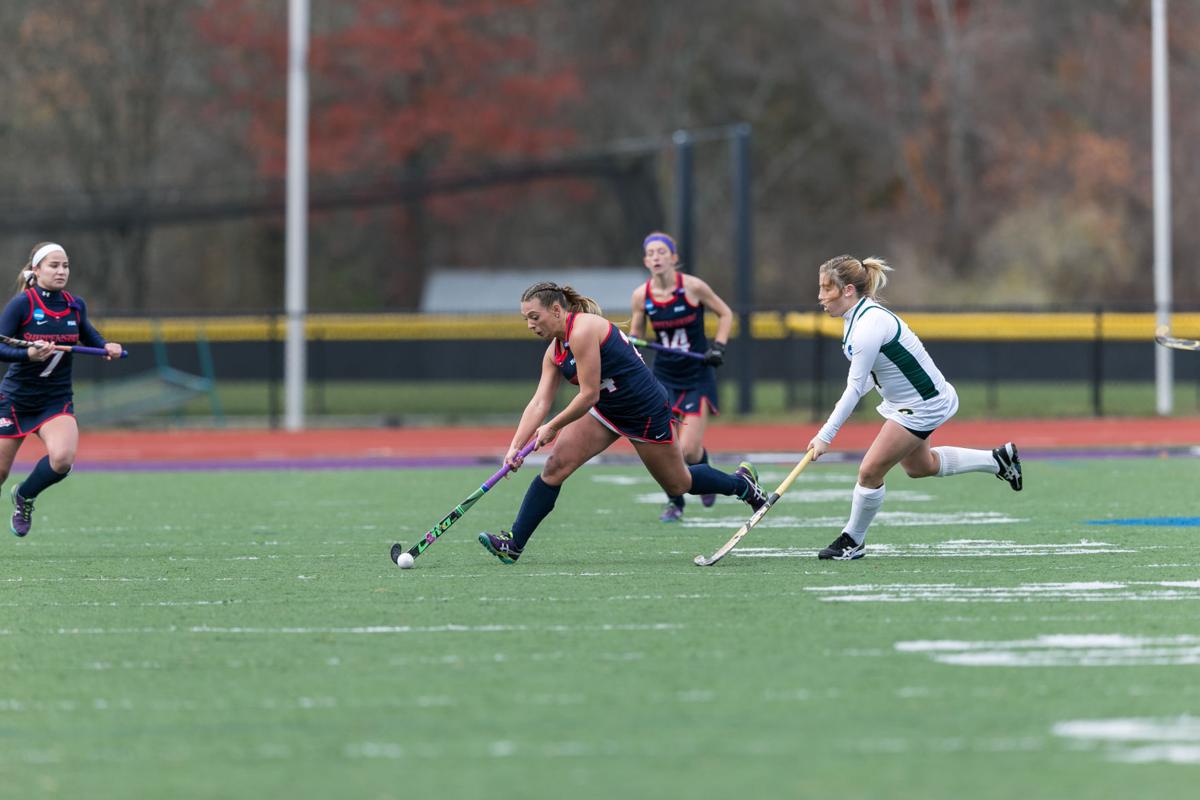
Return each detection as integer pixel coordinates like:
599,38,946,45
671,449,712,506
686,464,745,498
19,456,70,499
511,475,561,550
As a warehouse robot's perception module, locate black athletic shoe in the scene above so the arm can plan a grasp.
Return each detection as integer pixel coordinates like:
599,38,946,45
992,442,1022,491
478,530,522,564
734,461,767,511
818,532,866,560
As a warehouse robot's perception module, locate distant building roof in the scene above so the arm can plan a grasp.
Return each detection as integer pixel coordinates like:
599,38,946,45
420,268,646,313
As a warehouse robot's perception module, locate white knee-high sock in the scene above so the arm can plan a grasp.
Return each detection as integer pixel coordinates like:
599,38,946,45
932,446,997,477
844,483,885,544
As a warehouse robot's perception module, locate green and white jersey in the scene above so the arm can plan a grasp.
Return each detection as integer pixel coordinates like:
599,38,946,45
817,297,950,444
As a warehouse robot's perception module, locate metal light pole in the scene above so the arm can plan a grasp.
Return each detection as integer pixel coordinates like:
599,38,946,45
285,0,310,430
1152,0,1174,415
732,124,754,415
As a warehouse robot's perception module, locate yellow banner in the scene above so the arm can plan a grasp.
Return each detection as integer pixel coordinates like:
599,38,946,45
95,311,1200,344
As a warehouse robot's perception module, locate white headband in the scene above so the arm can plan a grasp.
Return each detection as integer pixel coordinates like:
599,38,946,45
31,243,66,268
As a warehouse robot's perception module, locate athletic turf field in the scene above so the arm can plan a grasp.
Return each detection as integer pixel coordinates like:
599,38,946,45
2,454,1198,799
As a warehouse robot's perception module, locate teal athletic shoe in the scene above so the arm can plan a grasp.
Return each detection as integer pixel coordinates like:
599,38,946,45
10,486,34,538
478,530,522,564
733,461,767,511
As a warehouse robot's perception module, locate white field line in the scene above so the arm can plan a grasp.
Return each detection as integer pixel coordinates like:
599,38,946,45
1053,717,1200,764
26,622,684,636
736,539,1131,559
2,570,643,583
897,634,1200,667
0,600,248,609
0,691,572,719
639,490,935,506
808,580,1200,604
594,472,854,486
341,734,1048,761
677,510,1025,528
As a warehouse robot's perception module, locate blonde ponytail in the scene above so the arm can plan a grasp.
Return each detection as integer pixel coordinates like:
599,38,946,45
818,254,894,301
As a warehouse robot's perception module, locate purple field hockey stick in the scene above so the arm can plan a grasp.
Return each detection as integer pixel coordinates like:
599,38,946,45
390,438,539,564
627,335,707,361
0,333,128,359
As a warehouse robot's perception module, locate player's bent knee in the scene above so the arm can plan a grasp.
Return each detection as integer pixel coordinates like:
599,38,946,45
857,471,886,488
662,477,691,496
540,454,579,485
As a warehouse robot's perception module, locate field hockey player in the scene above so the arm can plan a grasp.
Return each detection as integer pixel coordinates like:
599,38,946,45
807,254,1022,561
629,231,733,523
0,242,125,537
477,281,767,564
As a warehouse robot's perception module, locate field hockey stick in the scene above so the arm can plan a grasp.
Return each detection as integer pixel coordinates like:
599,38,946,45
389,438,538,564
1155,326,1200,352
694,449,816,567
0,333,128,359
627,335,707,361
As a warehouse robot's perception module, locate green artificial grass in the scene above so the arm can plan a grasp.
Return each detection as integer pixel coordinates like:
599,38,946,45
1,456,1198,799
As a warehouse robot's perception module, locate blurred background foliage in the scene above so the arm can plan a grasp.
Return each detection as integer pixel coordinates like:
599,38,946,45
0,0,1196,313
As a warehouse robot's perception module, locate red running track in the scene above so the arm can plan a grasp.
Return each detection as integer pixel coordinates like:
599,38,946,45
11,417,1198,465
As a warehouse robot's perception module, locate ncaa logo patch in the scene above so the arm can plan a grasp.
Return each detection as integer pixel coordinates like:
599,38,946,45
33,308,45,321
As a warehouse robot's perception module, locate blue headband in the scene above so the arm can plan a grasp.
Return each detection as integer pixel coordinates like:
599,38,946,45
643,234,676,254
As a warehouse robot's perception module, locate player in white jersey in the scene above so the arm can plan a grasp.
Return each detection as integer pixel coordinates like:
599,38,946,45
805,255,1022,560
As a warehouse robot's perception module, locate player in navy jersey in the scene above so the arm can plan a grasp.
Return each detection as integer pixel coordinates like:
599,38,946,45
477,281,766,564
629,231,733,522
0,242,124,537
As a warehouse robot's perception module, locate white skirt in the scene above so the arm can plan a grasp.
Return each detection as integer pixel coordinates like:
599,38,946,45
875,382,960,432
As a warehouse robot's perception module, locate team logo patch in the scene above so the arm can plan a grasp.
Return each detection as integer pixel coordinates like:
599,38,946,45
0,417,13,429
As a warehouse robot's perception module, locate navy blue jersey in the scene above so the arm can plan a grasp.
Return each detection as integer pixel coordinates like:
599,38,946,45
643,272,712,389
554,312,668,421
0,288,106,407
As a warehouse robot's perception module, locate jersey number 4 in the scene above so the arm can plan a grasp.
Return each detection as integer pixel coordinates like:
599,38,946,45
657,328,691,352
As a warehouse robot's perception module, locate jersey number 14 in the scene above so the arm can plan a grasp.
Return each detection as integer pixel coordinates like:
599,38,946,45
657,328,691,352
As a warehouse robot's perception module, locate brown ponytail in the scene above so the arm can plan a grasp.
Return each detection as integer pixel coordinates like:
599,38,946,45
521,281,602,315
14,241,55,295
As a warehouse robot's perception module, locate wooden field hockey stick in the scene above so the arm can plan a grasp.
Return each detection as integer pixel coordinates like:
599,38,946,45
390,438,538,565
0,333,128,359
694,449,816,567
627,335,708,361
1155,326,1200,352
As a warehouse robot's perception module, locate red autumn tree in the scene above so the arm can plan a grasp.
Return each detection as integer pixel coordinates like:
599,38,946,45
195,0,581,178
194,0,583,306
